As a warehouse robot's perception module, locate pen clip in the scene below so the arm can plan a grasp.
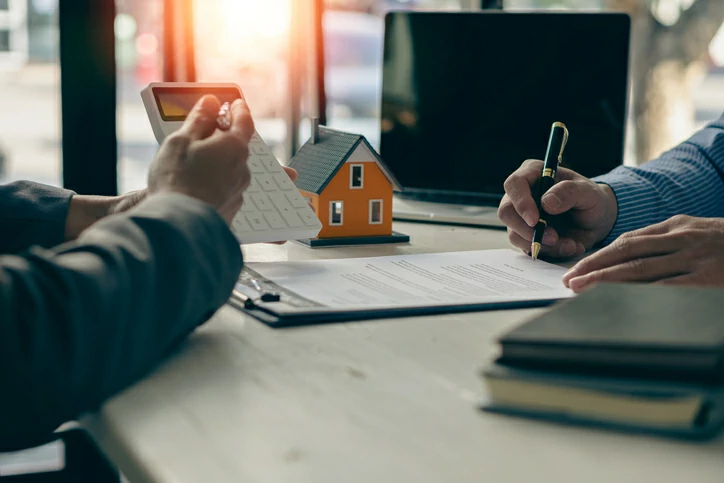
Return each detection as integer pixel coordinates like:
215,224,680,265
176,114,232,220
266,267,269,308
553,122,569,164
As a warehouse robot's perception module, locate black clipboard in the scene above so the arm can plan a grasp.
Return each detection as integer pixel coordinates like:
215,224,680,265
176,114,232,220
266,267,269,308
229,267,562,328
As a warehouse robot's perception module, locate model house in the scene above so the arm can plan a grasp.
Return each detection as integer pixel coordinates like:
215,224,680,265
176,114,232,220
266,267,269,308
288,122,407,246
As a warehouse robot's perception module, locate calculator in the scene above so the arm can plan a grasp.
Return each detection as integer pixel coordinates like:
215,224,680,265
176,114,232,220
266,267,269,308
141,82,322,244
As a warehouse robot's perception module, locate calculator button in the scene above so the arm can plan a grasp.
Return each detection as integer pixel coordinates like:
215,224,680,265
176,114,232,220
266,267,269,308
300,211,320,227
245,214,270,231
249,193,273,211
257,175,276,192
240,200,254,212
263,212,286,229
268,192,292,211
272,173,295,191
251,144,269,156
279,208,303,228
260,155,283,173
232,213,252,232
247,157,265,173
246,178,261,193
286,191,309,208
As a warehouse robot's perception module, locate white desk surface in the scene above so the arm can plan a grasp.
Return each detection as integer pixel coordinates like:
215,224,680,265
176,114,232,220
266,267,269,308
83,222,724,483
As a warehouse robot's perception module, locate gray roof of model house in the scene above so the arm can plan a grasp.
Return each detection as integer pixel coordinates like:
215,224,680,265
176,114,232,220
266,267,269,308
288,126,402,195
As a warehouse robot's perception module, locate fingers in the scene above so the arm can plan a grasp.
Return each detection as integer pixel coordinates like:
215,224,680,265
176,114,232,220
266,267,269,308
229,98,255,142
498,195,536,239
283,166,298,182
562,231,686,292
540,179,601,216
655,273,698,286
179,95,222,141
563,233,683,286
507,229,583,259
566,253,689,293
502,160,543,227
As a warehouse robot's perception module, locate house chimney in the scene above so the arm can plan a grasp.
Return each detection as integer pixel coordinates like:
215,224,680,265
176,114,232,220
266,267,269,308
311,117,319,144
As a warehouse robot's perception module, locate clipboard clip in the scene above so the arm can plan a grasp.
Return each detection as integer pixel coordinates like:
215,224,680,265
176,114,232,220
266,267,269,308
231,278,281,309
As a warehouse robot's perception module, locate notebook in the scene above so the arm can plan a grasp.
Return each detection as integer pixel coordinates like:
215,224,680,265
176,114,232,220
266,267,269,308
482,361,724,439
481,283,724,439
497,283,724,383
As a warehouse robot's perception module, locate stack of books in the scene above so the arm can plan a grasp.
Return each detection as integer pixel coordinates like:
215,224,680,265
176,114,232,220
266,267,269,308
481,283,724,438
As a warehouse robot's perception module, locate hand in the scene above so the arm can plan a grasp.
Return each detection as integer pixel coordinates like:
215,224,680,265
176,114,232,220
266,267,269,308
148,95,254,224
497,159,619,259
562,215,724,292
108,189,147,215
65,190,148,241
109,165,299,216
65,162,298,241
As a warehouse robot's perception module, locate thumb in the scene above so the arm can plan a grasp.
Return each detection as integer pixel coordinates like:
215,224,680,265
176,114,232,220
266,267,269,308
178,94,222,141
541,179,600,215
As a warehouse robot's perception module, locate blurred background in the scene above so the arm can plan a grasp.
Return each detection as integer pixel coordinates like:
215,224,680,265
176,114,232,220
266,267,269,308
0,0,723,193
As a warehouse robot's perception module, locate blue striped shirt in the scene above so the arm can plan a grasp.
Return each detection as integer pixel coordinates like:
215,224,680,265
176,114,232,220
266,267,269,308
593,115,724,245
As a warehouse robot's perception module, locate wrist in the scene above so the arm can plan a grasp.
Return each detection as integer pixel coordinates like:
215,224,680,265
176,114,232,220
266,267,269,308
596,183,619,244
64,194,119,240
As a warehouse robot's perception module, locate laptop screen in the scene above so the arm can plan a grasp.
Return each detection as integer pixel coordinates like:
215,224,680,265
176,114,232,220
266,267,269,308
380,12,630,200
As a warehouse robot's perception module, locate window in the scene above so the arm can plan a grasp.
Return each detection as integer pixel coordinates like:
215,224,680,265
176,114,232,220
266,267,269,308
115,0,165,193
0,0,60,187
369,199,382,224
322,0,463,149
330,201,343,225
194,0,291,162
350,164,363,188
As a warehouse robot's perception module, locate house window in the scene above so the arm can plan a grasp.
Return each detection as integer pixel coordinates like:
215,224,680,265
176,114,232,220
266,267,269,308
350,164,363,189
369,199,382,224
330,201,343,226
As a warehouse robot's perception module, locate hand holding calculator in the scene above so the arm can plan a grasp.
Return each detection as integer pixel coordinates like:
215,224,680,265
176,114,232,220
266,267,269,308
141,82,322,244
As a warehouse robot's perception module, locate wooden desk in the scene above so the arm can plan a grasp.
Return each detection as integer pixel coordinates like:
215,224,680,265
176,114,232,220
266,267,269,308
82,222,724,483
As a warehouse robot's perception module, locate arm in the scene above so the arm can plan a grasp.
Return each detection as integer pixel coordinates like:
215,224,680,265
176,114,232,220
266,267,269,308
594,117,724,244
0,181,146,254
0,194,242,450
0,181,74,253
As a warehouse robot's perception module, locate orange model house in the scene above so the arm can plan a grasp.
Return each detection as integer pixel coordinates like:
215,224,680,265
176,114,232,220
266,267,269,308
288,123,409,247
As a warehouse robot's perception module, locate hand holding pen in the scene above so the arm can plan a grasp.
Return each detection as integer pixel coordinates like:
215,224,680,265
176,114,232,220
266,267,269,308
531,122,568,260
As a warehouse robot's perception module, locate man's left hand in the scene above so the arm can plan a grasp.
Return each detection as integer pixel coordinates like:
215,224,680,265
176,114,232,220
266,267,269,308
110,166,299,215
562,215,724,292
68,167,301,240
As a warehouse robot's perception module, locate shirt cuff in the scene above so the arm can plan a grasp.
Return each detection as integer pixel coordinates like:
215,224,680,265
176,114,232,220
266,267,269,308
592,166,659,246
593,167,659,246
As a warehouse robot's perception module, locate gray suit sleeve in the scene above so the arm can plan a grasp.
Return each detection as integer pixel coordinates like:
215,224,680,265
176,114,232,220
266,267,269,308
0,181,75,254
0,193,242,450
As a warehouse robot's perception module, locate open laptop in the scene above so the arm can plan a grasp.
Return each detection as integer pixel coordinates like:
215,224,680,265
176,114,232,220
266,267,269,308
381,11,631,227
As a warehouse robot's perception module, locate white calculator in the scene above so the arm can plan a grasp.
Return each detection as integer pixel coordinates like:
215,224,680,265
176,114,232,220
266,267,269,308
141,82,322,244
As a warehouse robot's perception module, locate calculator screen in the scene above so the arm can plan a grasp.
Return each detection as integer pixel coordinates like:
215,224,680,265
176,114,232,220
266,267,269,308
153,87,242,121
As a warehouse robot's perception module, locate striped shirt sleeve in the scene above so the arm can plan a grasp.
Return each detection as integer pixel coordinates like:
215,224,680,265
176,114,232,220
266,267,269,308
593,116,724,245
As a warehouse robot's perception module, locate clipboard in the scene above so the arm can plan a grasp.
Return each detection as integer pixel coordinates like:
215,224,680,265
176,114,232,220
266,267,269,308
228,250,573,328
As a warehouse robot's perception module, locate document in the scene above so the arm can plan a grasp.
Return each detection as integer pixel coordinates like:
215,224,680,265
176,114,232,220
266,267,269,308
239,249,573,312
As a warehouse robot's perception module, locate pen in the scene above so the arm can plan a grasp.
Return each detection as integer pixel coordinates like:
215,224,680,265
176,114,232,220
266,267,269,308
216,102,232,130
531,121,568,260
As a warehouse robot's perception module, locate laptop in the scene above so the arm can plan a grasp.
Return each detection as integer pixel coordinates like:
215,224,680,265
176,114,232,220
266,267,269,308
381,11,631,227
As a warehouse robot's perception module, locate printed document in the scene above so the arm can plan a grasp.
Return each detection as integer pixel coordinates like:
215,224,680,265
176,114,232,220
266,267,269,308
241,249,573,310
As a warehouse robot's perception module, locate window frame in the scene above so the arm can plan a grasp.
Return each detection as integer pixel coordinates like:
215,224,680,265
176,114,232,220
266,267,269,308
329,200,344,226
369,199,382,225
350,163,364,189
